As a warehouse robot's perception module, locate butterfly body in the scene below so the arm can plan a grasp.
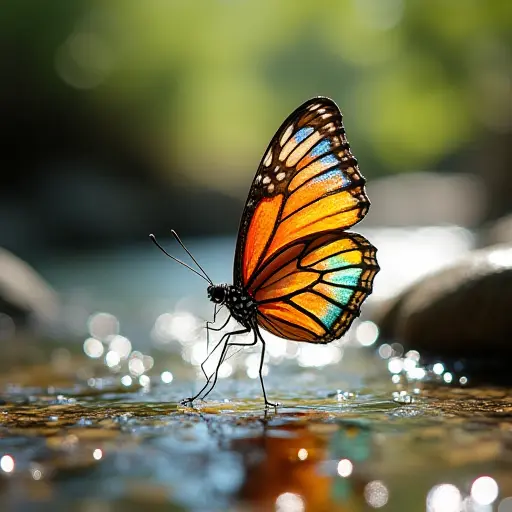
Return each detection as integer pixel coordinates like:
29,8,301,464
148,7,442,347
207,284,257,327
156,97,379,408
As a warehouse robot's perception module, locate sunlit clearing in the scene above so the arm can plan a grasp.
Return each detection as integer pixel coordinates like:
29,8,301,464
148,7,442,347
275,492,305,512
356,321,379,346
297,344,342,367
161,371,174,384
427,484,462,512
337,459,353,477
93,449,103,461
433,363,444,375
298,448,308,461
471,476,499,506
0,455,14,473
87,312,119,340
120,375,132,387
83,337,104,358
364,480,389,508
152,311,199,344
107,335,132,359
353,0,404,31
105,351,121,368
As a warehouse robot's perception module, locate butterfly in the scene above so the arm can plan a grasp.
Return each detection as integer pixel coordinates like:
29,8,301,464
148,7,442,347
151,97,379,407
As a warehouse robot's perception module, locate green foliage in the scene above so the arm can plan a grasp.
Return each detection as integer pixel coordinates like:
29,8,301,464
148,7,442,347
4,0,511,192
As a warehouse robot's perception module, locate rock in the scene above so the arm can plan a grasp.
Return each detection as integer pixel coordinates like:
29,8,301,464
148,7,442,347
376,244,512,379
482,213,512,246
0,248,59,330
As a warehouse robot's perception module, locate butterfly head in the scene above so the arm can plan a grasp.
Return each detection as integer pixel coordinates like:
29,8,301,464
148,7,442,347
207,284,227,304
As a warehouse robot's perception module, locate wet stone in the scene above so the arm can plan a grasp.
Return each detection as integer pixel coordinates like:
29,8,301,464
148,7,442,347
377,244,512,383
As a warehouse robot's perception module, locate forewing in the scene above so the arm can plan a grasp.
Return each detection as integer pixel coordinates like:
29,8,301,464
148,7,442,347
234,97,369,289
252,232,379,343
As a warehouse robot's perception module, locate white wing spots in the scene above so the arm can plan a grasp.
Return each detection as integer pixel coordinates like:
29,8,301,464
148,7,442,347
276,172,286,181
280,124,294,147
318,108,326,114
262,176,271,185
273,165,281,174
325,123,336,133
263,149,272,167
308,103,322,111
321,113,332,120
268,183,275,193
255,174,262,184
286,131,322,167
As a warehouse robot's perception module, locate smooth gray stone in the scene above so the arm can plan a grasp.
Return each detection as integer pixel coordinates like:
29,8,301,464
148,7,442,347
0,248,59,329
377,244,512,357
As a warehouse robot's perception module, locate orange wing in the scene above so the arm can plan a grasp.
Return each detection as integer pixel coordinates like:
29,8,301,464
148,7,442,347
252,232,379,342
234,97,369,291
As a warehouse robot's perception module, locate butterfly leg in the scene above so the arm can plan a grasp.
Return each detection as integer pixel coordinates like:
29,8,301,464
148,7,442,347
255,326,279,409
203,313,231,381
200,328,256,401
180,327,250,406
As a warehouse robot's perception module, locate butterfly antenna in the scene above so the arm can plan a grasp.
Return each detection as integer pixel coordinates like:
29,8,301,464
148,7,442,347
149,234,212,284
170,229,213,285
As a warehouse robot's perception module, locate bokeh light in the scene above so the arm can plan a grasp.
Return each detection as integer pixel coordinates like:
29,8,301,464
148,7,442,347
83,337,104,359
0,455,14,473
471,476,499,506
87,312,119,341
427,484,462,512
433,363,445,375
105,351,121,368
161,371,174,384
297,449,308,461
337,459,353,477
356,321,379,346
275,492,305,512
121,375,132,387
364,480,389,508
108,335,132,359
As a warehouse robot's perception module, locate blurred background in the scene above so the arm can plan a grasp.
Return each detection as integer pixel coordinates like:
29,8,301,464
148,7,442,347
0,3,511,511
0,0,511,360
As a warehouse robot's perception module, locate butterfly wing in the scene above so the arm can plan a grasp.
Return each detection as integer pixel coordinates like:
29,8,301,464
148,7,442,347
232,97,377,342
251,231,379,342
234,97,369,285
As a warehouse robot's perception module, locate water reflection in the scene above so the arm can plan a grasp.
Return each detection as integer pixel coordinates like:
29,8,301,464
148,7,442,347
0,228,508,510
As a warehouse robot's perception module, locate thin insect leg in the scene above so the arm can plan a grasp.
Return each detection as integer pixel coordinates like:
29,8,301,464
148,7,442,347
201,328,258,401
201,315,232,381
255,326,279,408
205,304,217,356
181,328,250,405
